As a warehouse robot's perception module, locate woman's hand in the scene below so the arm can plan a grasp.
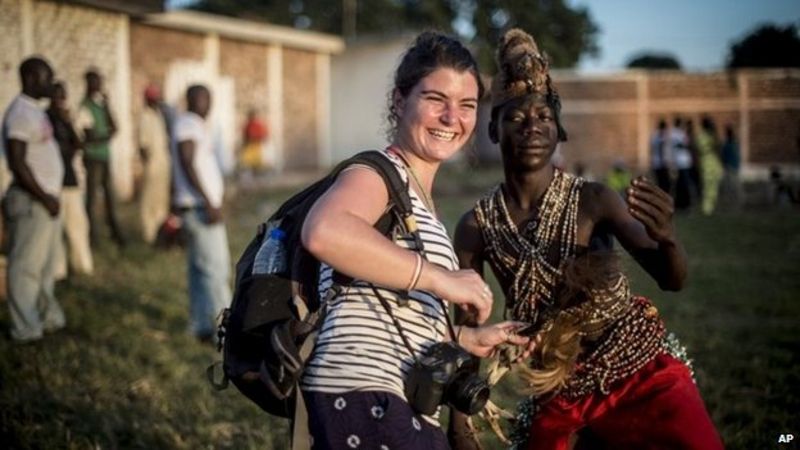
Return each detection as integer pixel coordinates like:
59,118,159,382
422,266,494,324
626,176,677,245
458,321,531,358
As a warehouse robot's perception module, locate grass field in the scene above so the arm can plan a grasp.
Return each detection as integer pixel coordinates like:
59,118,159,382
1,165,798,449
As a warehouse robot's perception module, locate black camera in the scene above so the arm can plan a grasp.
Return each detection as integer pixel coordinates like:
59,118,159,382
405,341,490,416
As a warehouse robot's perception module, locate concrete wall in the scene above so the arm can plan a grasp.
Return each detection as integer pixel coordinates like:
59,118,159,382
219,36,270,146
282,48,318,170
129,23,205,121
0,0,25,113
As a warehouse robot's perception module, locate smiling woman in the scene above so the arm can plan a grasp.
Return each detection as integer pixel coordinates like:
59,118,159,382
391,68,479,167
298,31,532,450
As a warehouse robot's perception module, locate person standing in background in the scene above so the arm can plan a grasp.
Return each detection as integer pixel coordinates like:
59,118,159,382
172,84,231,343
670,117,692,211
77,69,125,247
720,124,742,207
138,84,171,244
48,81,93,276
649,119,671,194
2,57,65,342
697,116,724,215
237,109,269,186
606,158,633,197
686,119,703,205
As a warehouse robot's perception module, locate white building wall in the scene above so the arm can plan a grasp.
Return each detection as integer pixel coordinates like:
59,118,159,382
330,37,411,162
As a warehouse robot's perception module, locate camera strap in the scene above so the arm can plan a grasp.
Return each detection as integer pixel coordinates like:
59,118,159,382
367,166,459,359
369,279,458,362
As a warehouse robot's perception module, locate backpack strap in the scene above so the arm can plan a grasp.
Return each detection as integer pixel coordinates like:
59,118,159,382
338,150,425,252
290,328,317,450
329,151,427,305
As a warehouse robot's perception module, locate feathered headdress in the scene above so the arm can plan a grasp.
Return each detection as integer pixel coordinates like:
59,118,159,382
491,28,567,141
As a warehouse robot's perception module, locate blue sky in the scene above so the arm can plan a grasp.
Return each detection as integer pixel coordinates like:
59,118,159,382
569,0,799,72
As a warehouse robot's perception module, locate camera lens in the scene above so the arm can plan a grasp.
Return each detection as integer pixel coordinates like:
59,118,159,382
447,374,490,415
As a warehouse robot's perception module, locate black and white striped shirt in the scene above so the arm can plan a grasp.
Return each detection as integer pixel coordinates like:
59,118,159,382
301,150,458,416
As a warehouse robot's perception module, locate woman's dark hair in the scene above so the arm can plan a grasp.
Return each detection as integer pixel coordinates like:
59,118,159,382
386,31,484,138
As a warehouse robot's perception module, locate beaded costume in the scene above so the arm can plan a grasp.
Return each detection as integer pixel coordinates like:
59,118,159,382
474,171,666,400
473,175,723,450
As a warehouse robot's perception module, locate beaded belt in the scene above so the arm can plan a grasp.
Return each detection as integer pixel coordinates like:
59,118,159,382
558,296,666,400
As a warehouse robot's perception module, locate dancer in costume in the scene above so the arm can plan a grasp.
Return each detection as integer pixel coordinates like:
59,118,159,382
449,29,723,450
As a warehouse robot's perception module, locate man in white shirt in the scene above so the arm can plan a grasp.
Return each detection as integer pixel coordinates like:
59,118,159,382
172,84,230,342
669,117,693,210
2,57,65,342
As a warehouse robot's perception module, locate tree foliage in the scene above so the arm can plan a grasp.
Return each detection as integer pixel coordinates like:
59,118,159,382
188,0,599,70
727,24,800,68
471,0,599,70
190,0,454,36
626,53,682,70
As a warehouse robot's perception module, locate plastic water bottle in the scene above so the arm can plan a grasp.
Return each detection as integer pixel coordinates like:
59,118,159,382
253,228,287,275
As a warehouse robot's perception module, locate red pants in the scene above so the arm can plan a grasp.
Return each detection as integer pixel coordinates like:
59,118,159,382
527,353,723,450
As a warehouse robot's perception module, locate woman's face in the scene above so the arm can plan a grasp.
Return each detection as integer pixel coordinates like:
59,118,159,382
394,67,479,163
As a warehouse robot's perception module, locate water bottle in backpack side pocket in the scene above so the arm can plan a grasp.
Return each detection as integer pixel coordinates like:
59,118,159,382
253,227,287,275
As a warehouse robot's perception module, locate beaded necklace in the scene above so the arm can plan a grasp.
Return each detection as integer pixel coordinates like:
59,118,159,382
474,169,582,325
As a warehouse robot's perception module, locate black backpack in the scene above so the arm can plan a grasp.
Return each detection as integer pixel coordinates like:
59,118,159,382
207,150,424,420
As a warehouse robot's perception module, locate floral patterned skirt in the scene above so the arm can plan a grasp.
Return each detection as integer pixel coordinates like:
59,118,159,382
302,390,448,450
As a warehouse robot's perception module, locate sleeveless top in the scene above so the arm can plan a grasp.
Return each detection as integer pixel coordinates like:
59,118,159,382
473,170,666,399
301,150,459,420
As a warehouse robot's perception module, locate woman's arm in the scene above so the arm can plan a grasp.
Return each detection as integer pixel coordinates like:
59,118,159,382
589,177,688,290
301,167,493,322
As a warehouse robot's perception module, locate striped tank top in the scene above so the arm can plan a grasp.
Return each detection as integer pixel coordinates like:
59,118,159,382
300,150,458,418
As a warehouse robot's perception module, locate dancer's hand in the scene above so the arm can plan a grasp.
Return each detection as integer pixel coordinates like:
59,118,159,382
626,176,677,244
459,321,530,358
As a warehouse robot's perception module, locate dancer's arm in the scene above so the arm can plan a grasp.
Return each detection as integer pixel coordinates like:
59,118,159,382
586,177,687,290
